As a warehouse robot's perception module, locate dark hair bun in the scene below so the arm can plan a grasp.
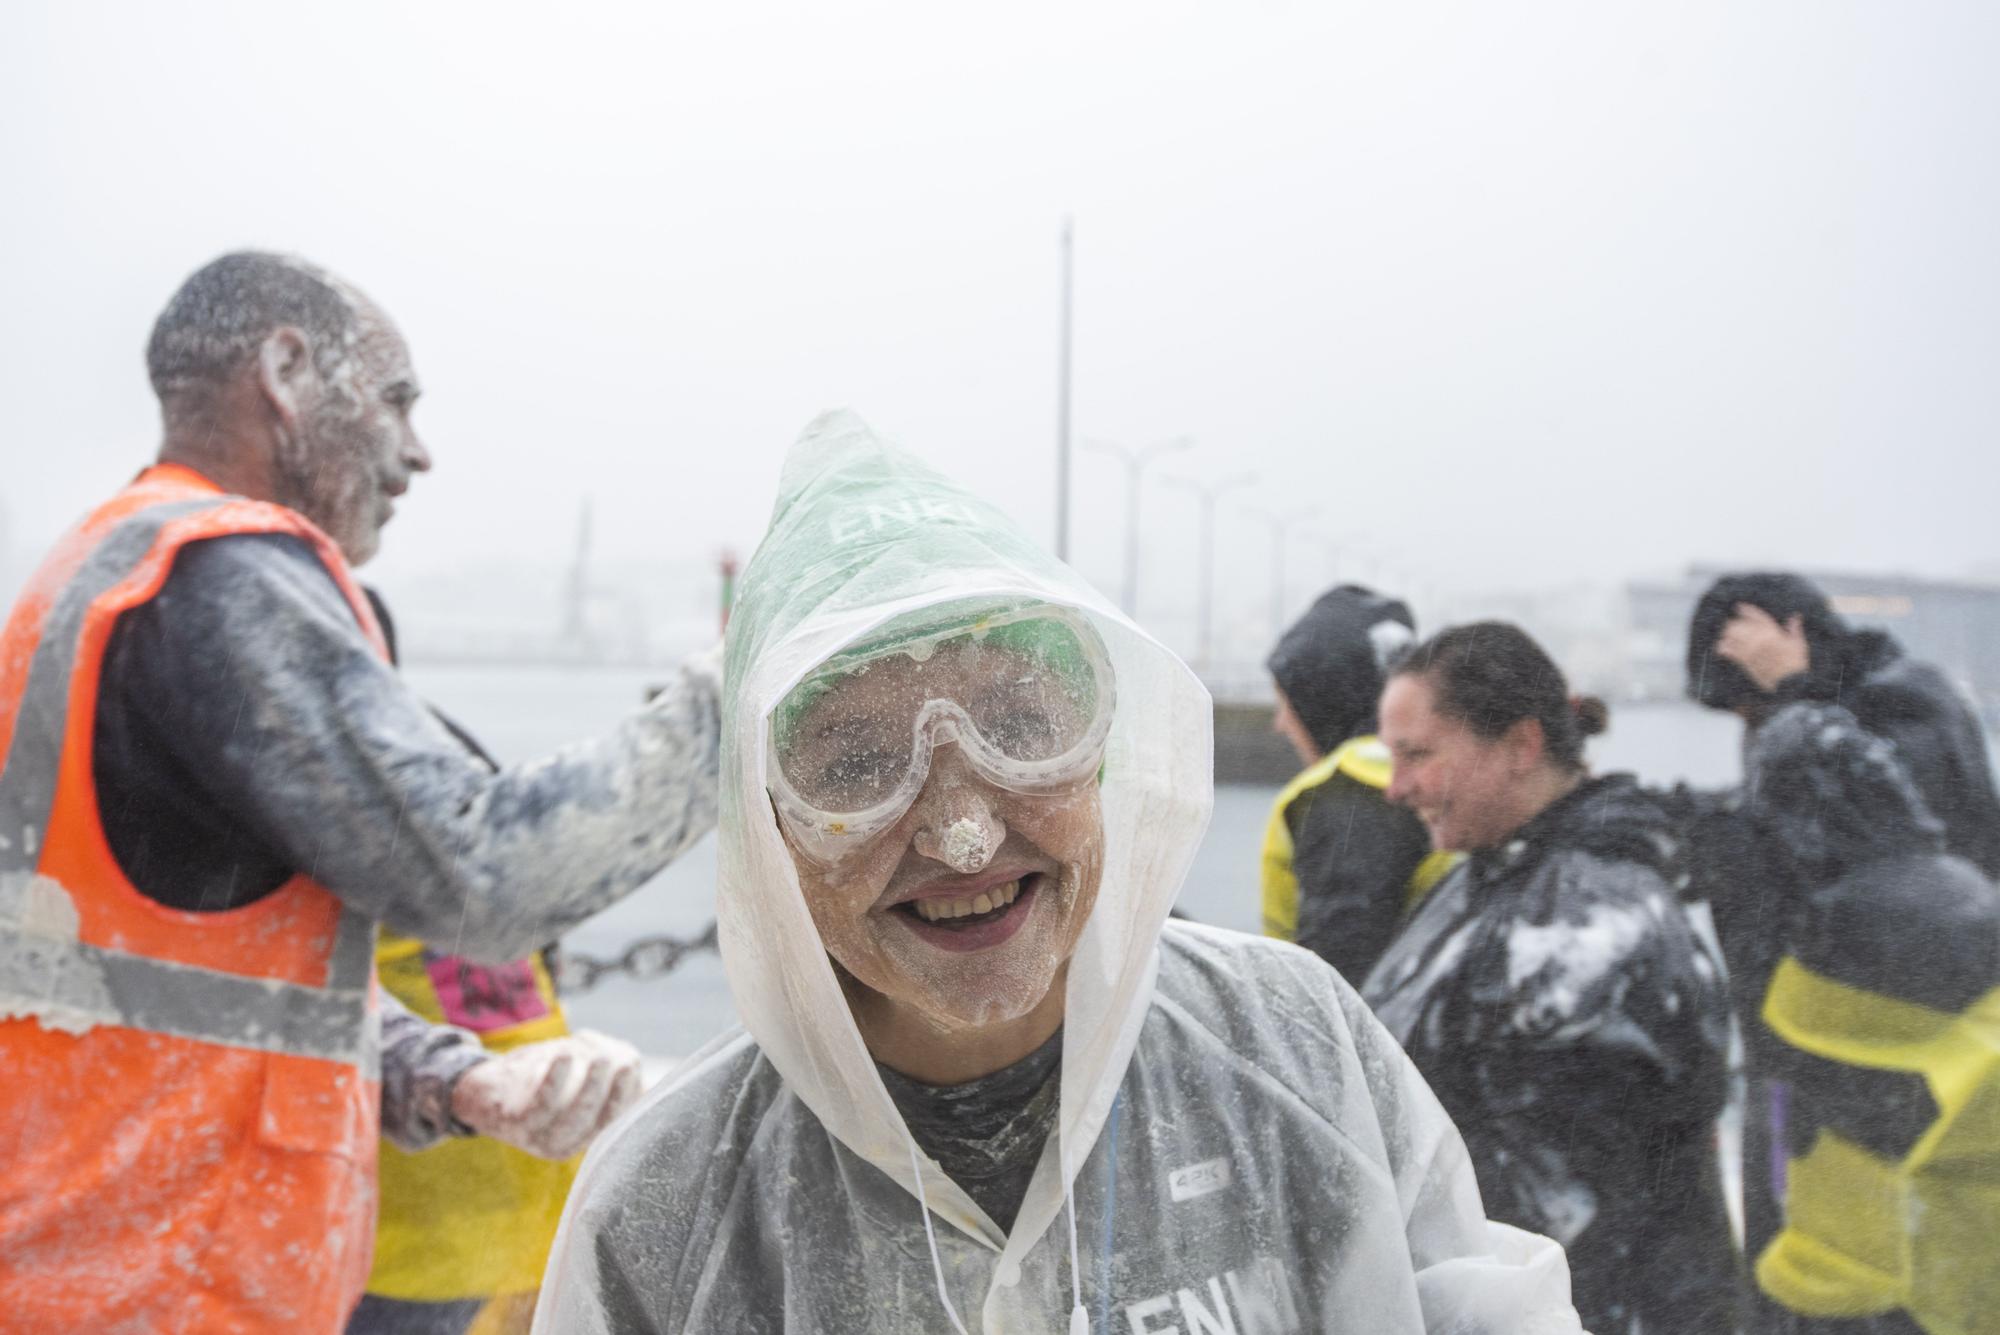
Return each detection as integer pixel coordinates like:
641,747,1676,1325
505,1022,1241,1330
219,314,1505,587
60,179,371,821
1571,695,1610,738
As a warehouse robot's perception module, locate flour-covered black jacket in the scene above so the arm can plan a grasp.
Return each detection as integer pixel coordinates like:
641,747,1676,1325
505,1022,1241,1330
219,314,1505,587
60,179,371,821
1362,775,1736,1335
1764,628,2000,878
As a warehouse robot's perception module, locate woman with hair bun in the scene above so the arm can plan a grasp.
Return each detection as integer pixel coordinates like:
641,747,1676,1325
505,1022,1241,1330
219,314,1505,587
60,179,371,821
1362,621,1737,1335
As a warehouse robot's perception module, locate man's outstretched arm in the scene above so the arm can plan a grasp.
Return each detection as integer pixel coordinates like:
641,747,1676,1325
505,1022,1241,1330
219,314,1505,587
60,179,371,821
115,533,721,962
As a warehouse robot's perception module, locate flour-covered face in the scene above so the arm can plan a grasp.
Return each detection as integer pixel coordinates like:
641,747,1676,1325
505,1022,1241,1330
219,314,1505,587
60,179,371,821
277,302,429,566
776,640,1107,1033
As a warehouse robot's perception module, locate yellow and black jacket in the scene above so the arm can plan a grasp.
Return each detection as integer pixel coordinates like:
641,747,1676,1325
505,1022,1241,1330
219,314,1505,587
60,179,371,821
1260,735,1456,983
1721,702,2000,1335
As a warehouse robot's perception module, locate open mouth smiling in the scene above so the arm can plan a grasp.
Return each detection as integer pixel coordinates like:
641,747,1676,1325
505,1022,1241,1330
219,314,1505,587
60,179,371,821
885,871,1053,952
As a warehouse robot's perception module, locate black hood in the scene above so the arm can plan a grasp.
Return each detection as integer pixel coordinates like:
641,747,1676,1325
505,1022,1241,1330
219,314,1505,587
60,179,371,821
1266,584,1416,754
1685,571,1892,711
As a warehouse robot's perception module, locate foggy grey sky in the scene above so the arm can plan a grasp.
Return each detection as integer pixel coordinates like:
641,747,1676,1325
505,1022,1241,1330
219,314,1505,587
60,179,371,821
5,1,1998,637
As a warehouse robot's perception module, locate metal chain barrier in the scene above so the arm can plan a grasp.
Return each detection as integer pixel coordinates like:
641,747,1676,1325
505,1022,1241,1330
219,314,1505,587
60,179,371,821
554,921,718,994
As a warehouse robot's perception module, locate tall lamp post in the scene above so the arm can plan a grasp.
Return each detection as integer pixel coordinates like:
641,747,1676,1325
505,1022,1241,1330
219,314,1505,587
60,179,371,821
1165,470,1256,676
1083,436,1194,619
1054,216,1074,561
1248,505,1319,644
1306,533,1348,594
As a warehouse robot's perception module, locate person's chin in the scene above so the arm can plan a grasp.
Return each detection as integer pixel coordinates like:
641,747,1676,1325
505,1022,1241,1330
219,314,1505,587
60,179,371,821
341,522,386,567
917,974,1058,1032
889,933,1064,1030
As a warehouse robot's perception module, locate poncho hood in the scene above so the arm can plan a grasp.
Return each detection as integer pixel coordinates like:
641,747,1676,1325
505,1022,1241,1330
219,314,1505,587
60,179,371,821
716,410,1214,1266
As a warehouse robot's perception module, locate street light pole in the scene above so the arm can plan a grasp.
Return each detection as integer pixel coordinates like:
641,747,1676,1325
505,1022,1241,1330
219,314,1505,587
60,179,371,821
1307,533,1347,593
1166,470,1256,675
1055,216,1074,561
1083,436,1194,618
1248,505,1319,644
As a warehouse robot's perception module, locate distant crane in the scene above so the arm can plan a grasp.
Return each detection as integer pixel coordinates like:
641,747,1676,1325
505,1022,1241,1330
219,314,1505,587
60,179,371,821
560,498,603,662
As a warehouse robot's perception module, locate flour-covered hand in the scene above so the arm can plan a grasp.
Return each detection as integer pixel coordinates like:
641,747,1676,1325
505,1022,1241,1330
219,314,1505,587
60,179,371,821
450,1029,644,1160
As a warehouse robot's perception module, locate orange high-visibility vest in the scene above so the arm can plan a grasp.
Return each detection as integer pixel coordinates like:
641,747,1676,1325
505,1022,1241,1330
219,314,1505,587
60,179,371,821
0,464,387,1333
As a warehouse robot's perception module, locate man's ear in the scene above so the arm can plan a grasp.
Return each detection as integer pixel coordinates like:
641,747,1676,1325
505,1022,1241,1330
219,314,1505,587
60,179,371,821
256,327,314,428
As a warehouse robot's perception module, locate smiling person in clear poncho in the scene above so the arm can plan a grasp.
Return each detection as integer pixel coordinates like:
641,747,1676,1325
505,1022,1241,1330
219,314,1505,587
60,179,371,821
533,412,1585,1335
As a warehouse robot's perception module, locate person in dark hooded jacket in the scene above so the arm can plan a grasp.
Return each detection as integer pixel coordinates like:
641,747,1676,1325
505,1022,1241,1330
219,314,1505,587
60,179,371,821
1363,622,1737,1335
1260,585,1455,982
1679,575,2000,1335
1687,571,2000,876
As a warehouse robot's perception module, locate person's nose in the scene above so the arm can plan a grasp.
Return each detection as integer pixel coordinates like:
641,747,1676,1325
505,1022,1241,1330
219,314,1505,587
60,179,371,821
910,771,1006,875
401,426,433,476
1385,767,1414,807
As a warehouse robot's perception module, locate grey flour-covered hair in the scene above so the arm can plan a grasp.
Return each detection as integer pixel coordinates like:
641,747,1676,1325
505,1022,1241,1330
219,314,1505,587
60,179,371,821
145,251,363,406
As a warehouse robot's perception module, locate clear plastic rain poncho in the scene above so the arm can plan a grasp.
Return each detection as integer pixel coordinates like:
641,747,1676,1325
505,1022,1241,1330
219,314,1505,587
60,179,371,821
534,410,1584,1334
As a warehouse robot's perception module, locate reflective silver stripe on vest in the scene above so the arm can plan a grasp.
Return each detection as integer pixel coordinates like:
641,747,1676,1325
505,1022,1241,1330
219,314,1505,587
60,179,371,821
0,498,222,874
0,498,377,1074
0,891,379,1073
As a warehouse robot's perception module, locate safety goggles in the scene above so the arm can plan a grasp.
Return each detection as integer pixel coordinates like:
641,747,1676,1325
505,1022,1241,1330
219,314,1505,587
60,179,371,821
767,600,1115,865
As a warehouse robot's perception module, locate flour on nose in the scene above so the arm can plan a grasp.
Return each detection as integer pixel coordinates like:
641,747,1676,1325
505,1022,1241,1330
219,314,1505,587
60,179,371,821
940,816,993,871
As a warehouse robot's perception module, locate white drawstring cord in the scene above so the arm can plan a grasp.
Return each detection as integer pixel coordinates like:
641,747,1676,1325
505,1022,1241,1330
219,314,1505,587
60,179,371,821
906,1137,1091,1333
1065,1177,1088,1334
907,1139,972,1335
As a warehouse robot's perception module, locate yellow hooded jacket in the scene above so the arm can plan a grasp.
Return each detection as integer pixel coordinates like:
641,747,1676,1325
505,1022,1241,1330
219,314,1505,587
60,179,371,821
1260,735,1456,944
